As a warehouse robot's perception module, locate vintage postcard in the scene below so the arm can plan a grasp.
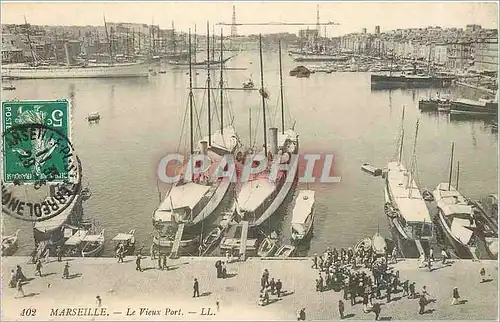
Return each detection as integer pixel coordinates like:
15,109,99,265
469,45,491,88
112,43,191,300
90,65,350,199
1,1,498,321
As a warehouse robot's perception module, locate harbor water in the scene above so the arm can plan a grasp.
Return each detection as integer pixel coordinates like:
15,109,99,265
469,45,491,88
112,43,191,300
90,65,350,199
2,50,497,256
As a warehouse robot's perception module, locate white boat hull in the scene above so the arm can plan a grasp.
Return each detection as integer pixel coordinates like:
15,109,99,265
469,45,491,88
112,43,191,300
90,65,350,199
3,63,150,79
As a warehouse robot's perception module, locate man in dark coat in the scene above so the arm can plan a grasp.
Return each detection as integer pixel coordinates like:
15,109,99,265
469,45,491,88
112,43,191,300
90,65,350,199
418,294,426,314
386,285,392,303
275,279,283,298
193,278,200,297
372,303,381,320
409,282,416,299
215,260,222,278
402,279,409,297
269,278,276,295
135,255,142,272
338,300,345,319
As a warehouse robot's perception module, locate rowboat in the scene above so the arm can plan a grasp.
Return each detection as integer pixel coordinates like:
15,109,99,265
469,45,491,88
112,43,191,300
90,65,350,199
372,232,387,255
354,237,372,254
65,228,105,257
275,244,296,257
291,190,315,242
361,163,382,177
257,236,278,257
1,229,20,256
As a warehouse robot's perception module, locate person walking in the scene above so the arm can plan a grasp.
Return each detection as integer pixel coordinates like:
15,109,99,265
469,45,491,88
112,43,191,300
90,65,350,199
362,293,369,313
480,267,486,283
451,287,460,305
96,295,102,307
158,253,162,269
409,282,416,299
62,262,70,279
372,303,381,321
162,253,168,270
338,300,345,319
402,280,409,297
16,279,25,298
193,278,200,297
135,254,142,272
275,279,283,298
429,248,434,261
312,254,318,269
297,308,306,321
386,286,392,303
418,294,426,314
269,278,276,295
35,259,43,277
56,246,63,262
441,249,448,265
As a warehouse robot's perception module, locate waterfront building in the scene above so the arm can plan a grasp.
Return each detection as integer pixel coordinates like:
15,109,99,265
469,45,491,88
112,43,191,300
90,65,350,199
473,38,498,73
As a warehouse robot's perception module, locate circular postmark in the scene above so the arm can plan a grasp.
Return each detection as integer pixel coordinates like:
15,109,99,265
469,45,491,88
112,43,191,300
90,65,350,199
1,123,82,222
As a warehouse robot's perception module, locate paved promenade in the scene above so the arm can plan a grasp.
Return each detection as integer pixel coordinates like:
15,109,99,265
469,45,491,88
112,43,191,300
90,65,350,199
1,256,498,321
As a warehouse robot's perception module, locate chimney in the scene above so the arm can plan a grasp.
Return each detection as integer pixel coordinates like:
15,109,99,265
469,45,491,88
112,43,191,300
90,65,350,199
269,127,278,155
199,140,208,155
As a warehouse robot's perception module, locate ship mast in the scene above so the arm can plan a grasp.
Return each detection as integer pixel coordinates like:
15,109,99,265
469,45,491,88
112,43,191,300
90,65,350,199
398,106,405,165
206,22,212,146
103,15,113,65
259,34,268,157
188,29,194,156
408,119,420,198
219,29,224,134
23,16,37,65
456,161,460,190
448,142,455,191
278,40,285,134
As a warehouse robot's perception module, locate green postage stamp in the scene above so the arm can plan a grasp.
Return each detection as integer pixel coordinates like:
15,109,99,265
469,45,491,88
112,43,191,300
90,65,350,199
1,99,72,184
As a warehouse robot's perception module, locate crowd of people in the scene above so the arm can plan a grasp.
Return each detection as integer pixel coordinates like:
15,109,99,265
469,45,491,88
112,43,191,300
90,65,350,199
310,245,441,320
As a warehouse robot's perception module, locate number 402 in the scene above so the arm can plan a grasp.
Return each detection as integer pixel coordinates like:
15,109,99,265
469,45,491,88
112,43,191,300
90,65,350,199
20,308,36,316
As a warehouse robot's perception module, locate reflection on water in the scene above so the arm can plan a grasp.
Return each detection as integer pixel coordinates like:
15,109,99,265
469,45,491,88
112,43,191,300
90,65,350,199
2,51,497,257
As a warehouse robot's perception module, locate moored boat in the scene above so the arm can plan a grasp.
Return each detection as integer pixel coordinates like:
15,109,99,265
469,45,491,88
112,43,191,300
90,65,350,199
257,236,278,257
113,229,136,257
236,39,299,228
384,110,433,258
354,237,372,256
275,244,296,257
2,229,20,256
361,163,382,176
433,145,498,260
290,190,315,242
152,30,242,255
449,95,498,117
371,232,387,256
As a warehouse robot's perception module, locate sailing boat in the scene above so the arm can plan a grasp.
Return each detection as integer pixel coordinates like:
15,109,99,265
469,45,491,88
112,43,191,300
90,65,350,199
169,26,234,68
433,144,498,259
234,37,299,227
2,16,149,79
151,28,241,254
384,110,433,258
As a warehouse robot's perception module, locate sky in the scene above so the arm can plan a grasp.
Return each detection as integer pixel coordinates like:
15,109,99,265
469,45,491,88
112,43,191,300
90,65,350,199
1,1,498,37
